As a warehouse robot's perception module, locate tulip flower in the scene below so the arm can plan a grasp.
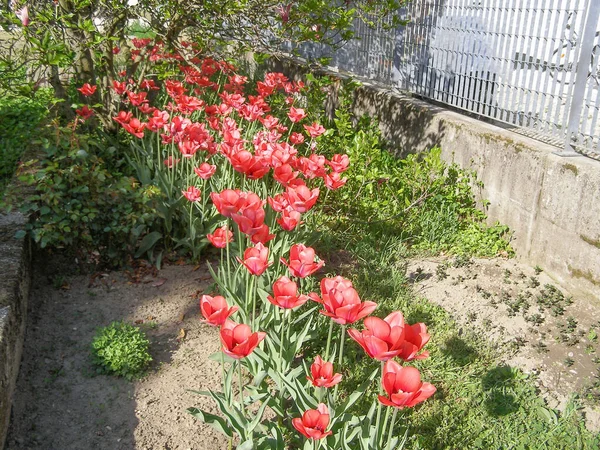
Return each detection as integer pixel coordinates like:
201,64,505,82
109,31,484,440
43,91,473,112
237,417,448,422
292,403,332,440
285,184,319,213
75,105,94,120
328,154,350,173
267,276,309,309
219,320,266,359
303,122,326,138
211,189,243,217
378,360,436,409
200,295,238,326
207,226,233,248
77,83,96,97
397,322,430,361
15,6,29,27
307,355,342,388
236,242,272,276
277,208,302,231
182,186,201,202
122,118,146,138
324,171,348,190
249,223,276,244
311,276,377,325
163,156,180,168
194,162,217,179
288,106,307,123
348,311,406,361
280,244,324,278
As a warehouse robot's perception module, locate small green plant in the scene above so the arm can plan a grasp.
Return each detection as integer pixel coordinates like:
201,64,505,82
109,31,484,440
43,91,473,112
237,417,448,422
91,321,152,380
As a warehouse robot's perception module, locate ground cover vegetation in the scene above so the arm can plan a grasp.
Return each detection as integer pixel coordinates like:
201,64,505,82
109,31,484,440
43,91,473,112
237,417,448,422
1,2,596,449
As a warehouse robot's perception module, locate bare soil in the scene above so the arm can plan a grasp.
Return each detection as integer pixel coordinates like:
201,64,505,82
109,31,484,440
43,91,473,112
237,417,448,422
407,256,600,430
7,260,229,450
8,254,600,449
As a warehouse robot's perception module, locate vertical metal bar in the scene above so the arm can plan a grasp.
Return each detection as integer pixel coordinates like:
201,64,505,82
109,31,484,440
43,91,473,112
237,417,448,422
562,0,600,154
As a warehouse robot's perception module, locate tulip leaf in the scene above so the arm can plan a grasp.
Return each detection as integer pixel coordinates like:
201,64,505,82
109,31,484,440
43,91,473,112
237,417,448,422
208,352,238,364
134,231,162,257
334,368,378,418
207,390,247,437
237,440,254,450
247,396,270,433
186,407,233,438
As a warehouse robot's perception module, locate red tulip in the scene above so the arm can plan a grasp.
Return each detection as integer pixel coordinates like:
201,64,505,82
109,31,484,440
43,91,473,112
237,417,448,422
348,311,406,361
303,122,326,138
163,156,180,168
75,105,94,120
293,403,332,440
324,172,347,190
288,106,307,123
194,162,217,179
378,361,436,409
307,356,342,388
249,223,276,244
207,226,233,248
182,186,201,202
280,244,324,278
112,80,127,95
211,189,243,218
267,276,309,309
285,184,319,213
219,320,266,359
328,154,350,173
113,110,132,125
397,322,430,361
311,276,377,325
122,118,146,138
236,242,271,276
77,83,97,97
277,208,302,231
200,295,238,326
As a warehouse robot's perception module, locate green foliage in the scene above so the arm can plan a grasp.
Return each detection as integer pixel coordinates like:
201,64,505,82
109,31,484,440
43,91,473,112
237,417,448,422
310,79,513,257
313,230,599,449
0,89,53,193
13,124,160,266
91,321,152,380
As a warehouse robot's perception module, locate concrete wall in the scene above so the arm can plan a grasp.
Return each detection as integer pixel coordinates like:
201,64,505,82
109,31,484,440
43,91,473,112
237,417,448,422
268,57,600,301
0,212,31,447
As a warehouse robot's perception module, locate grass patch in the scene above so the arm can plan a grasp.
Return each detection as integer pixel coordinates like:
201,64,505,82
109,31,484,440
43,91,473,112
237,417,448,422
310,221,598,449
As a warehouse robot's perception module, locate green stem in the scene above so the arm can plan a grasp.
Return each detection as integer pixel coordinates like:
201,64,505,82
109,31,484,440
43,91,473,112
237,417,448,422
375,360,385,445
238,361,245,415
278,309,286,371
379,406,392,448
333,325,346,400
324,320,334,361
386,408,399,450
250,276,257,330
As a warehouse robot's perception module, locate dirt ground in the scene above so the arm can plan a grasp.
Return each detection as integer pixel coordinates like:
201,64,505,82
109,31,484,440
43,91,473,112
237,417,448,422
407,256,600,430
7,260,229,450
8,254,600,449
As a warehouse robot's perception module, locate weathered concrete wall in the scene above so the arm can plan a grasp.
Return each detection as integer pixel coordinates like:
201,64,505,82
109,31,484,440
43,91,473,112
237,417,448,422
269,57,600,301
0,212,31,448
351,84,600,301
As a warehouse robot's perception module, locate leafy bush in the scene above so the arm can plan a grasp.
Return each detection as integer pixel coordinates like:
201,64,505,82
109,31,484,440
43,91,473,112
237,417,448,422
11,122,161,267
91,321,152,380
309,80,513,257
0,89,53,193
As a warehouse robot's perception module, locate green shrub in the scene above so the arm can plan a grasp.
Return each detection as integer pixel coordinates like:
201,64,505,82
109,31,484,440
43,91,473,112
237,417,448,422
0,89,53,194
308,78,513,258
12,123,161,267
91,321,152,380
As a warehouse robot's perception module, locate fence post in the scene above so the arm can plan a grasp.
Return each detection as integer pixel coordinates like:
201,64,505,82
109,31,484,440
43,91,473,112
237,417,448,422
560,1,600,156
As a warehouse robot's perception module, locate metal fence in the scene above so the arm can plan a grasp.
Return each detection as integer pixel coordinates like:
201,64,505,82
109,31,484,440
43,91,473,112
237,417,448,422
293,0,600,159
